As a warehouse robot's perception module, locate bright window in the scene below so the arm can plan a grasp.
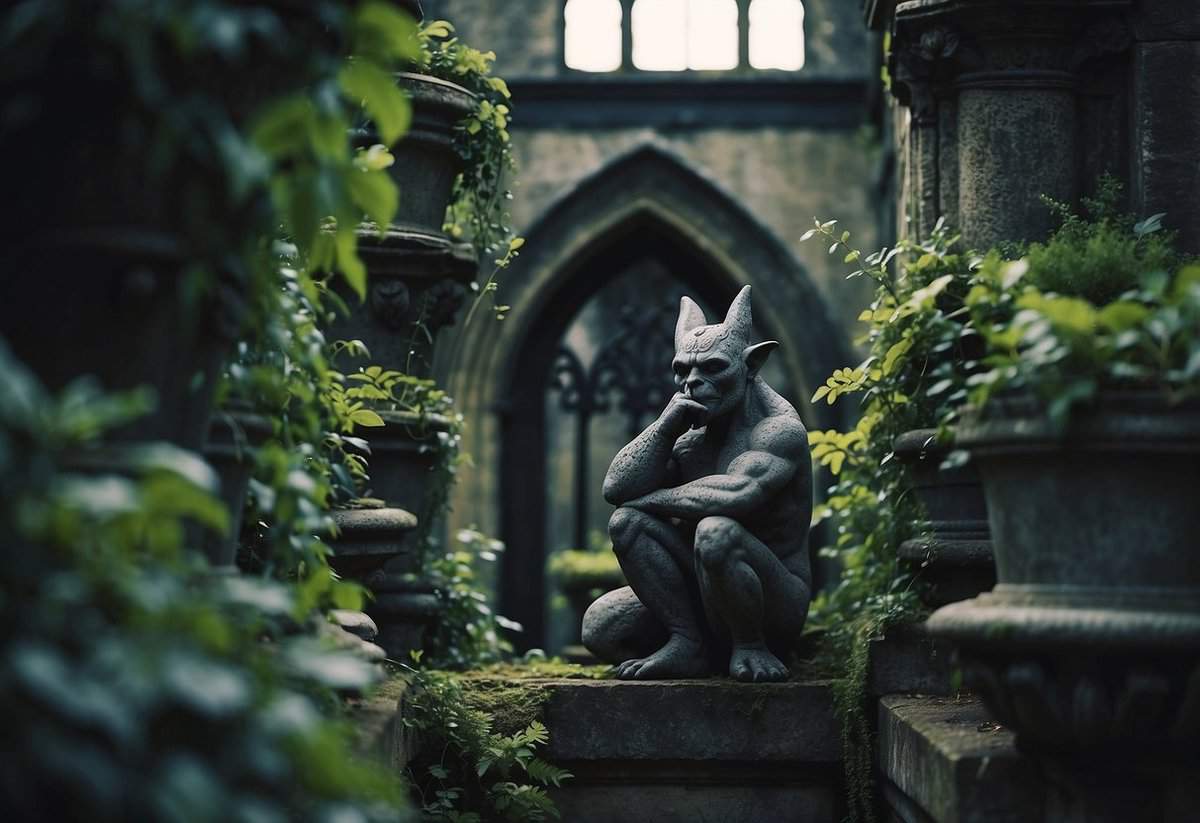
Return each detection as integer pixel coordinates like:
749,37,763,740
565,0,623,72
564,0,805,72
632,0,738,71
749,0,805,70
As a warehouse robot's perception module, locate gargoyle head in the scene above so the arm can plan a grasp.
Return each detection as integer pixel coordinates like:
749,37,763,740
672,285,778,424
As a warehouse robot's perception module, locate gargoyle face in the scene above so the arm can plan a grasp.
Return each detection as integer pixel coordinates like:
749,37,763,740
672,286,778,424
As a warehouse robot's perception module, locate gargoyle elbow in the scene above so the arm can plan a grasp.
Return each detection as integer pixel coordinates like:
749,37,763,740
602,476,624,506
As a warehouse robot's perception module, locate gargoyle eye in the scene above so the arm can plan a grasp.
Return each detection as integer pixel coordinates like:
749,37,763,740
700,359,727,374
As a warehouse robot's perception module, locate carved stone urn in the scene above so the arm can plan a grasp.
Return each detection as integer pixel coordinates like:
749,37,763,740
360,410,458,527
327,507,440,660
326,227,477,378
927,392,1200,752
350,72,474,242
893,428,995,607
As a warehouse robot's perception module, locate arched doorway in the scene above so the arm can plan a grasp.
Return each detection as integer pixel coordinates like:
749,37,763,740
443,143,853,650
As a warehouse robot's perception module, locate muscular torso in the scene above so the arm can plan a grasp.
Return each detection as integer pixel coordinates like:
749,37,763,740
670,384,812,565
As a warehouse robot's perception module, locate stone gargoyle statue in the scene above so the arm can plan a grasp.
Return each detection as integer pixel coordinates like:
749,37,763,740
582,285,813,682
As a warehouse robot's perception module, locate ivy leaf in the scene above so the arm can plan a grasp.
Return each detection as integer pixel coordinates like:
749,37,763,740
334,226,367,300
352,0,420,62
881,338,913,376
348,169,399,233
1097,301,1150,332
350,408,385,427
1133,212,1166,238
339,59,412,145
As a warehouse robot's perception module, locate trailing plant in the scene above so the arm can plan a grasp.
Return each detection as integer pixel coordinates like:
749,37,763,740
0,343,407,821
332,362,467,547
423,528,522,670
400,666,573,821
222,258,382,613
414,20,517,263
413,20,523,325
963,188,1200,427
799,216,981,822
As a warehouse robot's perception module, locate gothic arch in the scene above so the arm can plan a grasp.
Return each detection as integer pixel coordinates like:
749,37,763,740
440,142,852,646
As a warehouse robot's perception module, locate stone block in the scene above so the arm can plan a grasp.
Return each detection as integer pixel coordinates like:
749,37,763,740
878,695,1042,823
1133,41,1200,256
869,622,955,698
542,678,840,762
535,678,844,823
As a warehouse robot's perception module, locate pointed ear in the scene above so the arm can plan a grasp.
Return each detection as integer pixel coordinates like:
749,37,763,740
675,296,708,350
743,341,778,378
723,285,753,340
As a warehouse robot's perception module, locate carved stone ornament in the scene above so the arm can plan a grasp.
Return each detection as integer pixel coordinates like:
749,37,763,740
369,277,411,330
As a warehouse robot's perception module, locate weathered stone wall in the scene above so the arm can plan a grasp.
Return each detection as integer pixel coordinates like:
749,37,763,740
509,127,880,335
424,0,881,334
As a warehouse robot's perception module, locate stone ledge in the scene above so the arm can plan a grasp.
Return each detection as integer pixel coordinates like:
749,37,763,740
878,695,1041,823
541,678,841,762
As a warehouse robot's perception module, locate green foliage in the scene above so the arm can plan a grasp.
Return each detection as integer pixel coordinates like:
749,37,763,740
1024,176,1181,305
423,528,521,670
0,344,407,821
401,667,572,821
414,21,517,263
800,217,979,822
964,186,1200,428
412,21,523,325
546,548,624,592
3,1,418,312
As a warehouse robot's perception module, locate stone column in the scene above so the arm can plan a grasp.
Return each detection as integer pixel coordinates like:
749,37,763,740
887,0,1133,249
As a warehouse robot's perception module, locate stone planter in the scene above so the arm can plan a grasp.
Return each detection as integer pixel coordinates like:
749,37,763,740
0,231,239,450
326,227,477,378
202,407,274,570
893,428,995,607
359,410,456,527
354,72,475,239
927,392,1200,752
328,507,440,660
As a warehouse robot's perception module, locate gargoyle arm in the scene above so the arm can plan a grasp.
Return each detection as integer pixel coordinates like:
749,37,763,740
624,417,806,520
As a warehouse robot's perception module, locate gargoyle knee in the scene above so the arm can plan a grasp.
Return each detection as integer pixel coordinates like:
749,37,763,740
608,506,647,556
694,516,741,570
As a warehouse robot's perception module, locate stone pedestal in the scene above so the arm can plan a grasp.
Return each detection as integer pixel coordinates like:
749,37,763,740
328,507,440,661
893,429,994,608
520,679,843,823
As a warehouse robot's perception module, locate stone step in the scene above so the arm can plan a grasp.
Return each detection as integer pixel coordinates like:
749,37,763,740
538,678,845,823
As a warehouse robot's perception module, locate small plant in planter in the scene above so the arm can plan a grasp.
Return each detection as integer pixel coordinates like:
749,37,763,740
927,186,1200,753
330,361,465,536
547,533,627,647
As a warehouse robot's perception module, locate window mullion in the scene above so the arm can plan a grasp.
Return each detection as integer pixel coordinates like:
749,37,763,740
620,0,635,70
737,0,751,70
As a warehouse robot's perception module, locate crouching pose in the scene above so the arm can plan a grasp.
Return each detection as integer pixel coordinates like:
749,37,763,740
582,285,812,682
